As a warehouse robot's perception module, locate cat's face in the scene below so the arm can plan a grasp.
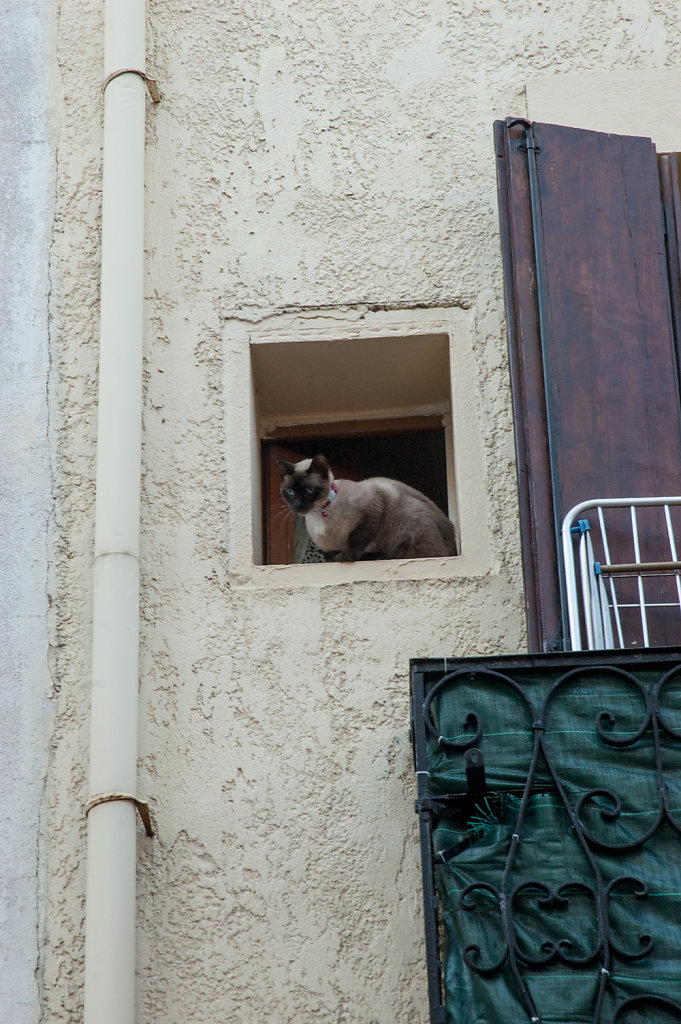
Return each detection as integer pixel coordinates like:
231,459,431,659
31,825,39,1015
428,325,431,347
275,454,330,514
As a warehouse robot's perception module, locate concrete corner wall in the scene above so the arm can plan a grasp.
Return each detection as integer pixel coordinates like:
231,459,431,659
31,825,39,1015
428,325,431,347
0,2,57,1021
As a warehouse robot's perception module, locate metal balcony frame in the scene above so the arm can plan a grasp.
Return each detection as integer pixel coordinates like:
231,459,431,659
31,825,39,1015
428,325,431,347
411,648,681,1024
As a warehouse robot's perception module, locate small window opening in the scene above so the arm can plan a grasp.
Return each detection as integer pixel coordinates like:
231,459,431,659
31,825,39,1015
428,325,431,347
251,329,457,566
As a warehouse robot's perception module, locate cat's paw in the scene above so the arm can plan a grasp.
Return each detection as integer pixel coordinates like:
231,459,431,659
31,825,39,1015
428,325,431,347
334,550,356,562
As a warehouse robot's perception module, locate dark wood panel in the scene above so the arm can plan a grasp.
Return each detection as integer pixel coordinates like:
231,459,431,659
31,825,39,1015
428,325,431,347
495,119,559,650
660,152,681,389
535,124,681,511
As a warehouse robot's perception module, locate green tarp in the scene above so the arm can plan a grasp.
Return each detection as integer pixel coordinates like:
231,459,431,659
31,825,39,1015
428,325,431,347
413,652,681,1024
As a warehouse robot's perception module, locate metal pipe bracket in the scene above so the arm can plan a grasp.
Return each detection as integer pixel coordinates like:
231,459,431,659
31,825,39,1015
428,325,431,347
102,68,161,103
85,791,154,837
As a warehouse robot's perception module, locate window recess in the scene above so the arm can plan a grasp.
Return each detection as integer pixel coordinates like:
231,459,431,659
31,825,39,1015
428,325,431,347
251,329,457,566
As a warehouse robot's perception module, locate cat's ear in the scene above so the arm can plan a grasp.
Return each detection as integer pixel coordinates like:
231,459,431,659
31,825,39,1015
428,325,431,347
274,458,295,479
309,454,330,478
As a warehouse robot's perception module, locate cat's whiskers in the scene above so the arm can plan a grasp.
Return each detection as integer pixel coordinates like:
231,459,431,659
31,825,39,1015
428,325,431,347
271,502,295,524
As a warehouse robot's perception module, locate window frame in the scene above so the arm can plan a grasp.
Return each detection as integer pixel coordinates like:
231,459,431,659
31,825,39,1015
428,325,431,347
223,307,495,588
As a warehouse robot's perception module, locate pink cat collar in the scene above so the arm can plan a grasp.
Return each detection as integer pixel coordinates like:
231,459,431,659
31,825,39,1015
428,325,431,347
317,481,338,517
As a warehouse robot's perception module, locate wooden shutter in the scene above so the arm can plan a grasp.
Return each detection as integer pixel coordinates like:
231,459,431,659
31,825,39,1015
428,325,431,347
495,119,681,652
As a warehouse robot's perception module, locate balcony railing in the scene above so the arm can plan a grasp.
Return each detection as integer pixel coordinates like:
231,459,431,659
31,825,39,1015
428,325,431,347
411,648,681,1024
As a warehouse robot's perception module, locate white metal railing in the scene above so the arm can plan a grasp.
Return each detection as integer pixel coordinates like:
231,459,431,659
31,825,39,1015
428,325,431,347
561,497,681,651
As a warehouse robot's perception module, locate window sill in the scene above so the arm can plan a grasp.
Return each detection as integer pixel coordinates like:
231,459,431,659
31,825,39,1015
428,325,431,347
228,550,492,590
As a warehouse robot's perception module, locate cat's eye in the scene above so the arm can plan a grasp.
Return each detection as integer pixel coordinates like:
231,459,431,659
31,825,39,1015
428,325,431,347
286,488,294,496
305,486,315,494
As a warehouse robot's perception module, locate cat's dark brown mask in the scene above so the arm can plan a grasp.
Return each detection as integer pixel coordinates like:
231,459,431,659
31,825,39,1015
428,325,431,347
275,455,331,514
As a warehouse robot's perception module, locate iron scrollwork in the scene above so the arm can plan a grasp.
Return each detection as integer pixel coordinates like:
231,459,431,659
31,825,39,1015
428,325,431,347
412,653,681,1024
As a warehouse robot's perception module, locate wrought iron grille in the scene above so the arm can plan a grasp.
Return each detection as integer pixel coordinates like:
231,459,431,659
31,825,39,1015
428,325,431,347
411,649,681,1024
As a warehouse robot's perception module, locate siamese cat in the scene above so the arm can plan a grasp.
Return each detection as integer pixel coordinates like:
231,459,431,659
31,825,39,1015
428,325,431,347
275,454,458,561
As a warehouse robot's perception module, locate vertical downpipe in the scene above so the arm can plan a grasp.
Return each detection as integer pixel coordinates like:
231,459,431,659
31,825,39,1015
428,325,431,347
84,1,146,1021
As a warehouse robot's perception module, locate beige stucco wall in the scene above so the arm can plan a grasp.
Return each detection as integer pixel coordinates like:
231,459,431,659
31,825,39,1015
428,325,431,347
44,1,681,1021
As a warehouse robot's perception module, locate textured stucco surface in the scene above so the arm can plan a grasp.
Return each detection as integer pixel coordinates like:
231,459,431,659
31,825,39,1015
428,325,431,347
42,0,681,1021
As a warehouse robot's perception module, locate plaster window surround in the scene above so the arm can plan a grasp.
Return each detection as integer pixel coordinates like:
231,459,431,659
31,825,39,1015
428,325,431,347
224,306,494,587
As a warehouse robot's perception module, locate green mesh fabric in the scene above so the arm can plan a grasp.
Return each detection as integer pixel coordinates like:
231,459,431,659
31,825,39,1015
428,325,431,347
416,653,681,1024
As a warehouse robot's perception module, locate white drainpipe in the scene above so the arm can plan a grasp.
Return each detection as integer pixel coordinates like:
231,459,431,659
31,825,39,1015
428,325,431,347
83,1,156,1020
